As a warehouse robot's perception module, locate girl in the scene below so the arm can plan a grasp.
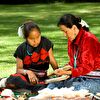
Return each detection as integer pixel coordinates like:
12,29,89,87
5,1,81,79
5,21,58,92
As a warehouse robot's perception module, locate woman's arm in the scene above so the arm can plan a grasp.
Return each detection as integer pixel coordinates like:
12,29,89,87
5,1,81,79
72,37,97,77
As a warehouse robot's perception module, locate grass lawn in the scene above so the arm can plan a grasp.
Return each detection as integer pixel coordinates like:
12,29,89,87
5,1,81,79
0,2,100,77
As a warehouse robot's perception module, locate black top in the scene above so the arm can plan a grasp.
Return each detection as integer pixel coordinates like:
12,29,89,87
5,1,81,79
14,36,53,71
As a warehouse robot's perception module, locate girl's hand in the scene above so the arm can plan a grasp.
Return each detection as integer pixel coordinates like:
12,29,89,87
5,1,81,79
26,70,38,85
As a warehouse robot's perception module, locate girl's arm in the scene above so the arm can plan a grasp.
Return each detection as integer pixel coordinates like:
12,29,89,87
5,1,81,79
49,48,58,70
16,57,25,74
16,57,38,84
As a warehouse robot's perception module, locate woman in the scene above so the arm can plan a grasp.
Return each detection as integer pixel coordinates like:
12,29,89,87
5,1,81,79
5,20,58,92
48,14,100,94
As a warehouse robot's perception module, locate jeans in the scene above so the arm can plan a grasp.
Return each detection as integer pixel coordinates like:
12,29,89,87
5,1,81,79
47,77,100,94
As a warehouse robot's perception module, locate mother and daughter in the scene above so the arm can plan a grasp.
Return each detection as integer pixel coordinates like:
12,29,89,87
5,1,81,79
0,13,100,94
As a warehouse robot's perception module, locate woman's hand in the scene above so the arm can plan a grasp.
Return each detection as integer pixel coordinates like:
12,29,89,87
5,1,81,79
54,68,72,76
26,70,38,85
54,65,72,76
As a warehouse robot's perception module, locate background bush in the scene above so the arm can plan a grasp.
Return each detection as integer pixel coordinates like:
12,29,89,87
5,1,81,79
0,0,100,4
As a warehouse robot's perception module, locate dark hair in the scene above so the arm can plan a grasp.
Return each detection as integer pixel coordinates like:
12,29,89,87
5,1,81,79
22,21,41,39
57,14,89,31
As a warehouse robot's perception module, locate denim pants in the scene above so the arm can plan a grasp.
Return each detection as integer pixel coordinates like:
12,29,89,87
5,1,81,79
47,77,100,94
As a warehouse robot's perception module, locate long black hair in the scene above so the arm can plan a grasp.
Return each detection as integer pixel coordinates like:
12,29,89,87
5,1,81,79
57,14,89,31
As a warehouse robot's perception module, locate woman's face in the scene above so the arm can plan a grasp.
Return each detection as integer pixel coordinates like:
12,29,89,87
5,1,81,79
59,25,78,41
27,28,41,47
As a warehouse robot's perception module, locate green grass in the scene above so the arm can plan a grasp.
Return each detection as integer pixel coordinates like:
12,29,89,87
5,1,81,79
0,2,100,77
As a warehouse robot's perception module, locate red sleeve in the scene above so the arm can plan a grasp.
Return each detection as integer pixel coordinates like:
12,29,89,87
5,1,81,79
72,37,98,77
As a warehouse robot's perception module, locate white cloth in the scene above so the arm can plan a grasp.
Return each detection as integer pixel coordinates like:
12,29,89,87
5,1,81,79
0,78,7,88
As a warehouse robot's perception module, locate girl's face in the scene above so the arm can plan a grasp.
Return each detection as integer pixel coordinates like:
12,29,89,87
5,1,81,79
59,25,78,41
27,28,41,47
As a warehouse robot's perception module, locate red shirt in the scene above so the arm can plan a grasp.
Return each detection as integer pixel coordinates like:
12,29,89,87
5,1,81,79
68,29,100,77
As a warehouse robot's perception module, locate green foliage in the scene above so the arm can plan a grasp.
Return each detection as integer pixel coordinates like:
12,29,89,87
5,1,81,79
0,3,100,77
